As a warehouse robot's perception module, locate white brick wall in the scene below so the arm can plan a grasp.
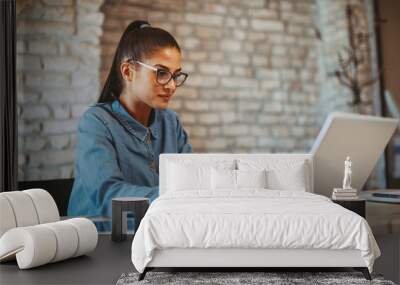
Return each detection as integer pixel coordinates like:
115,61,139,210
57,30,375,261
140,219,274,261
17,0,104,180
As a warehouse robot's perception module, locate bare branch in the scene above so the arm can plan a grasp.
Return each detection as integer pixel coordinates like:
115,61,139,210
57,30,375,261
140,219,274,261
336,73,353,89
360,76,379,89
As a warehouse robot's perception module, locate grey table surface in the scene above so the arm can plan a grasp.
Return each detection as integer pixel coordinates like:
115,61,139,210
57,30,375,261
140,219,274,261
361,189,400,204
0,234,134,285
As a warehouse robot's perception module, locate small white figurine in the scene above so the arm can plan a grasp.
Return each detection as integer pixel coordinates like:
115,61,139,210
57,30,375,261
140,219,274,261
342,156,352,189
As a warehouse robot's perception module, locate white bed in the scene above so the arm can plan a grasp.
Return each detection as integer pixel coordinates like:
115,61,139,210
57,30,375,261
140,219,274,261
131,154,380,280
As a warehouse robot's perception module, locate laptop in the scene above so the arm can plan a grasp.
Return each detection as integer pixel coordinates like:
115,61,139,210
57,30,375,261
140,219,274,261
310,112,399,198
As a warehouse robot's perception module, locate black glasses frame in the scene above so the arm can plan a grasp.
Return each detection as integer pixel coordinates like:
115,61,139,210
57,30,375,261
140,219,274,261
127,59,188,87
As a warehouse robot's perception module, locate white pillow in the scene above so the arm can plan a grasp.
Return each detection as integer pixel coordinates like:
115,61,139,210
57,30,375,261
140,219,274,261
166,159,236,193
237,159,309,191
267,165,307,191
167,162,212,192
211,168,236,191
236,169,267,189
211,169,268,191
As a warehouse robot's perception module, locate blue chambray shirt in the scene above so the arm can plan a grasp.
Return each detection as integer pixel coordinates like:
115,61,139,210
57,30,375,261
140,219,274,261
67,99,192,218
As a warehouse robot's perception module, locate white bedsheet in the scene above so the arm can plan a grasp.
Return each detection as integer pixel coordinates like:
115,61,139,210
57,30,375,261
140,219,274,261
131,190,380,273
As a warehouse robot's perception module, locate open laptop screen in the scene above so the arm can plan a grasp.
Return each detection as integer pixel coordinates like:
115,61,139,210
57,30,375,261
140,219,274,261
310,112,398,197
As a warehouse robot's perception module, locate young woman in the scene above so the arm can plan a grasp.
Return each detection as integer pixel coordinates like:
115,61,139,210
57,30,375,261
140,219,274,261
68,20,192,218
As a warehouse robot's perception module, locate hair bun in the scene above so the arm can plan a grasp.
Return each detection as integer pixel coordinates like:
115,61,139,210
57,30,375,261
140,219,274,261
139,23,151,28
125,20,151,33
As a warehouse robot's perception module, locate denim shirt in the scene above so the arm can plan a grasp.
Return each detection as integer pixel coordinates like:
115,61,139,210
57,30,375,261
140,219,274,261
67,99,192,217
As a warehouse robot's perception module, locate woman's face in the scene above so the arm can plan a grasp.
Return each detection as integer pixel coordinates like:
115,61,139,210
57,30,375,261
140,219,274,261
122,47,182,110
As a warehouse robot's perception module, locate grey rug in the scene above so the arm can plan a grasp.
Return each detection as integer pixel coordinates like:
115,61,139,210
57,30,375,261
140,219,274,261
116,271,396,285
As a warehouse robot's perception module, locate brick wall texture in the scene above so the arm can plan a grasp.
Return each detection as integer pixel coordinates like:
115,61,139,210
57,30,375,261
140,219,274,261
17,0,378,182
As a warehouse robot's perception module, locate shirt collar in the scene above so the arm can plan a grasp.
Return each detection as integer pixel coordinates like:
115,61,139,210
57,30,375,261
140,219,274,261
110,100,160,142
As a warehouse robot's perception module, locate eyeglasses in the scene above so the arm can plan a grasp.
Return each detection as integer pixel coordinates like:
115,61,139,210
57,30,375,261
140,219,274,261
128,59,188,87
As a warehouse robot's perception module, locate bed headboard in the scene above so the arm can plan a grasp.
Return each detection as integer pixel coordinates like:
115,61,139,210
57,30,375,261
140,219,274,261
159,153,313,195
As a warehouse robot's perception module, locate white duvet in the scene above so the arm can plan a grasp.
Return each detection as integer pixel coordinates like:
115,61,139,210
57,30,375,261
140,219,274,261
131,190,380,273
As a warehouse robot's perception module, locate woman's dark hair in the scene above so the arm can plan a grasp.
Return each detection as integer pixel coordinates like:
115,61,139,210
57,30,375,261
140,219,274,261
98,20,181,103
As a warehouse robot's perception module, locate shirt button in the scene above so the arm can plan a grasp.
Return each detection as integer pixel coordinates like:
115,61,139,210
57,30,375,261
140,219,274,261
146,132,151,144
149,160,156,170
